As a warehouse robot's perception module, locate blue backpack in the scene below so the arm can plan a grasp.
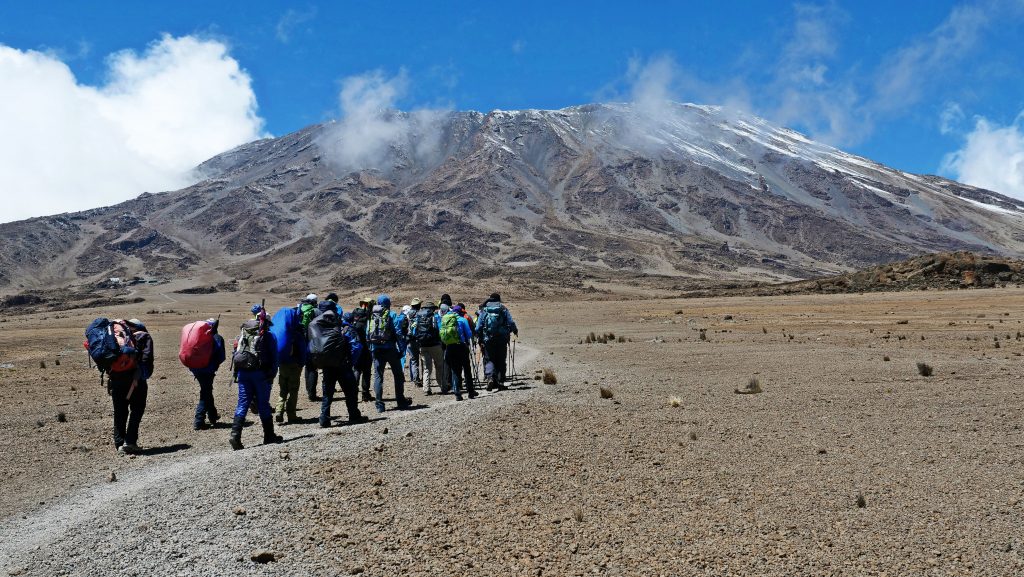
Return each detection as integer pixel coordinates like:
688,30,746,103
479,304,510,341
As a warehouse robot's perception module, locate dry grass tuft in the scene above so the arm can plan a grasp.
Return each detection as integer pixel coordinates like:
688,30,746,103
599,386,614,399
856,493,867,508
688,431,698,441
668,396,683,408
542,368,558,385
735,377,762,395
883,356,890,362
56,412,67,423
916,362,934,377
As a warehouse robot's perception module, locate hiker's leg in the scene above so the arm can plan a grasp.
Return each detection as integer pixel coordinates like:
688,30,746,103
320,368,337,426
340,367,363,421
201,373,219,423
445,345,461,396
194,376,207,428
358,353,372,398
459,345,475,395
304,361,319,400
255,375,274,422
234,375,253,420
372,350,386,411
126,381,147,446
110,378,129,448
388,349,406,405
408,344,420,385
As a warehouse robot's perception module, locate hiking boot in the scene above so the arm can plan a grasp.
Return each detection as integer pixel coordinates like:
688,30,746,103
425,389,433,396
375,402,386,414
361,391,373,402
193,422,209,431
455,394,464,401
120,443,140,454
468,390,479,399
275,413,284,424
349,414,369,425
308,396,319,403
319,419,332,429
261,417,283,444
229,416,245,451
286,413,299,425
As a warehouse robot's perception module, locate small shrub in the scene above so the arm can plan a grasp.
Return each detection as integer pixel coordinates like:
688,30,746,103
896,320,909,325
606,332,615,341
699,329,707,342
883,356,890,362
54,358,61,366
916,362,933,377
56,412,67,423
668,396,682,408
598,386,614,399
39,361,46,369
688,431,698,441
573,506,584,522
856,493,867,508
542,368,558,385
617,336,626,343
762,327,768,334
995,341,1001,349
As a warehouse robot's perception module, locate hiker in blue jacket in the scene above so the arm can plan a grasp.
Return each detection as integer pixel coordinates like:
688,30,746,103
271,306,307,425
230,305,282,450
190,318,225,430
367,294,410,413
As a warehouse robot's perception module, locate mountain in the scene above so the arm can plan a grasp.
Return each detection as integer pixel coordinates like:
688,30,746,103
3,102,1024,297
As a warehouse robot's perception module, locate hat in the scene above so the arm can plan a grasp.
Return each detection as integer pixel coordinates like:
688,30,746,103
305,293,318,302
377,294,391,307
440,293,452,306
402,305,412,313
318,300,335,313
326,292,338,302
423,301,436,309
360,296,373,304
489,292,501,303
250,304,263,314
411,298,422,306
452,305,463,313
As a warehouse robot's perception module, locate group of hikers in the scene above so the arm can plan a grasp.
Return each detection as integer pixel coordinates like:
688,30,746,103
84,291,518,454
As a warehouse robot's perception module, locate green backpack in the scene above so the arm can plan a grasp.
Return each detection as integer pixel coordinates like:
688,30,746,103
440,313,460,346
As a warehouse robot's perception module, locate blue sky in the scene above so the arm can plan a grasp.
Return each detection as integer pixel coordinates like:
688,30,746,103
1,1,1022,221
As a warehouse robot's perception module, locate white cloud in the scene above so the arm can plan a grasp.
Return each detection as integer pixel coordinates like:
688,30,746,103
939,102,965,135
0,34,266,223
941,112,1024,198
317,69,448,173
276,8,317,44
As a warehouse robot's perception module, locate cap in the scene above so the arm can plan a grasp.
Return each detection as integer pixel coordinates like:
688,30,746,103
452,305,464,313
305,293,318,302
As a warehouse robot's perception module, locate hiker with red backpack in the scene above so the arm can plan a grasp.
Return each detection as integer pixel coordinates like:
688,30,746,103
477,293,518,391
85,317,153,454
229,304,282,450
179,318,225,430
367,294,411,413
441,305,477,401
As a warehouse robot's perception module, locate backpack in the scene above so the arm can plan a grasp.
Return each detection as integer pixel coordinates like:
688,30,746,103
233,319,264,370
367,310,395,345
84,318,138,374
307,311,347,369
299,302,317,329
480,303,510,341
270,307,306,365
440,313,461,346
413,308,440,346
179,321,215,369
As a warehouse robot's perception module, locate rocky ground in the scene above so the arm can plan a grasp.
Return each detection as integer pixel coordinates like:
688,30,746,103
1,288,1023,575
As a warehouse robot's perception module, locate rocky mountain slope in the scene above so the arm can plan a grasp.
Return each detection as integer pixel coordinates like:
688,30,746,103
3,102,1023,295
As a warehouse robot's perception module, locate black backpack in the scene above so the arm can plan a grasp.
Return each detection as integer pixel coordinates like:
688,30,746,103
412,307,440,346
307,311,347,368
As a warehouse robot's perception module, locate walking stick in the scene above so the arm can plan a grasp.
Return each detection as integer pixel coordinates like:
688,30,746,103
511,336,517,383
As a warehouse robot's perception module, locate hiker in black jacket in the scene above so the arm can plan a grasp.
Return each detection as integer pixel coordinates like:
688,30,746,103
111,319,154,455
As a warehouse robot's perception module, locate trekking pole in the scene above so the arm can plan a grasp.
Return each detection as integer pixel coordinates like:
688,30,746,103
511,336,517,383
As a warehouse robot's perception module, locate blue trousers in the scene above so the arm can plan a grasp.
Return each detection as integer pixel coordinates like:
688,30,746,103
234,370,273,420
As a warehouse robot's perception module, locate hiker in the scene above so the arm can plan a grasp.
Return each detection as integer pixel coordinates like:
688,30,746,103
412,300,444,394
187,319,225,430
367,294,410,413
477,293,518,390
308,308,367,427
438,303,452,393
229,304,282,450
270,305,307,425
92,319,153,454
351,296,374,402
300,294,320,402
405,299,422,386
441,305,477,401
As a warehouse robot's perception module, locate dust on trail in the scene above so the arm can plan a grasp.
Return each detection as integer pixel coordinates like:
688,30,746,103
0,341,541,573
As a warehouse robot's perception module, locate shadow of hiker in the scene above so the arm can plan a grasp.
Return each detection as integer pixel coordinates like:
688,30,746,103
137,443,191,456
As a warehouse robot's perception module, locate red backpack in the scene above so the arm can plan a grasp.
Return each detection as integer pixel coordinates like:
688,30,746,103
179,321,215,369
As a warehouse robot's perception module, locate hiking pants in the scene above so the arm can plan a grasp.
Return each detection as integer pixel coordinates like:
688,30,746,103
440,344,451,393
235,370,273,421
407,343,420,385
372,348,406,411
304,361,319,400
110,376,147,448
418,344,444,392
276,362,302,420
321,366,362,425
444,343,475,396
484,339,508,388
193,372,219,427
356,348,372,396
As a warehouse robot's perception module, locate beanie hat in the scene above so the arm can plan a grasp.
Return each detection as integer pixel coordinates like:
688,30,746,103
305,293,318,303
440,293,452,306
326,292,339,302
452,305,464,313
489,292,501,303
